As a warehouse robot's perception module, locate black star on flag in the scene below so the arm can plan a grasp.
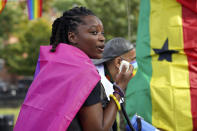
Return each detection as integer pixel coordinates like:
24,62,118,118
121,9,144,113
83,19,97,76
153,38,179,62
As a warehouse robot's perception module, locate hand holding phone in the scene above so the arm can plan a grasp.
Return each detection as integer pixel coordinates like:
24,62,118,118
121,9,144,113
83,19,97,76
119,60,130,73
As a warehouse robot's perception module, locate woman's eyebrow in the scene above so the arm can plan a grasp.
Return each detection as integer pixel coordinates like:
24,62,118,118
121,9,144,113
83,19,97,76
88,25,104,32
89,25,99,28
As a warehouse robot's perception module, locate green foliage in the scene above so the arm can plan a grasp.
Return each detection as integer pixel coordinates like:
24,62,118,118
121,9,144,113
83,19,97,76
52,0,139,41
0,4,24,39
84,0,139,41
52,0,86,12
0,0,139,76
1,19,51,75
43,0,55,12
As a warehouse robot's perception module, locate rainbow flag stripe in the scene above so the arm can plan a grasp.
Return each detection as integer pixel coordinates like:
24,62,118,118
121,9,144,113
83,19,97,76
27,0,42,20
0,0,7,14
126,0,197,130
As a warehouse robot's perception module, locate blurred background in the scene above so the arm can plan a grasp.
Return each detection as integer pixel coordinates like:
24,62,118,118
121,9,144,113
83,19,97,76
0,0,139,130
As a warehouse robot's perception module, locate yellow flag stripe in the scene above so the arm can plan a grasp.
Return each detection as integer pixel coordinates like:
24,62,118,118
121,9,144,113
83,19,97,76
150,0,193,130
34,0,38,18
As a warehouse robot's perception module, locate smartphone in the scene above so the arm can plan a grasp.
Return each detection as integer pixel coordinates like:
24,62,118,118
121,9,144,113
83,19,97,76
119,60,130,73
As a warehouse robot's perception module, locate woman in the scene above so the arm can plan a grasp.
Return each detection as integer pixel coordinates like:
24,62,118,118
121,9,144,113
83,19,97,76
14,7,133,131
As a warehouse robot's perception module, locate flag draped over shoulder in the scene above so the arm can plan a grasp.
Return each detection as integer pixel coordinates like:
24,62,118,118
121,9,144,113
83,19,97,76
14,44,100,131
0,0,7,14
126,0,197,131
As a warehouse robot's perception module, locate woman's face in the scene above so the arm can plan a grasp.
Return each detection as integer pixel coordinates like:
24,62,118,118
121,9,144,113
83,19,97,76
122,49,136,63
73,15,105,59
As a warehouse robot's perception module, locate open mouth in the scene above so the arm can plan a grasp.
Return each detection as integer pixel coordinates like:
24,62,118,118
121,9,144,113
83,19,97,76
97,45,105,53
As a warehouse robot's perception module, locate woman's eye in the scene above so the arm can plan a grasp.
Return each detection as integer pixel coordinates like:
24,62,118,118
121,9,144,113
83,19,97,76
91,31,98,35
102,32,105,35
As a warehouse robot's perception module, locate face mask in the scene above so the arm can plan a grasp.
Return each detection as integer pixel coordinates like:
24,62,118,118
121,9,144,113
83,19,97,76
130,60,138,76
119,60,130,73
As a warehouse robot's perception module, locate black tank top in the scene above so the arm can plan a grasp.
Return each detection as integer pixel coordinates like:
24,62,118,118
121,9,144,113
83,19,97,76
67,82,110,131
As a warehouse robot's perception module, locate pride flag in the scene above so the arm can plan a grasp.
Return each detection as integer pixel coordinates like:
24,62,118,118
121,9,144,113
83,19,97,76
27,0,42,20
14,44,100,130
0,0,7,14
126,0,197,130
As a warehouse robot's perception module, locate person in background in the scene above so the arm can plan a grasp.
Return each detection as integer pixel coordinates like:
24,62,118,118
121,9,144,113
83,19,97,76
14,7,133,131
92,37,137,130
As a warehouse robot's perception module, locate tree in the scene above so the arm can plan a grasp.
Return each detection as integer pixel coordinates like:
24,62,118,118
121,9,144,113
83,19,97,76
1,19,51,75
52,0,86,12
84,0,139,42
0,2,25,64
0,0,139,76
0,3,24,39
52,0,139,42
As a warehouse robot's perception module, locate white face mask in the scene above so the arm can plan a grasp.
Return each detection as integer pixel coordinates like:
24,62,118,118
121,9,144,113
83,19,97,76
119,60,130,73
119,57,138,75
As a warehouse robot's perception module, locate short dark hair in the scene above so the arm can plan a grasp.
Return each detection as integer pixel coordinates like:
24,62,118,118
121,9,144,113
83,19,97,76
50,7,95,52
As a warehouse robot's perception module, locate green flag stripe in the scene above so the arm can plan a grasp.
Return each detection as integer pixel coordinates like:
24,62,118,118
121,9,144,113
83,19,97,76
126,0,152,123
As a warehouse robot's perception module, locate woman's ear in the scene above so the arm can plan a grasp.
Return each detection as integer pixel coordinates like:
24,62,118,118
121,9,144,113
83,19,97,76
114,57,122,69
68,32,77,44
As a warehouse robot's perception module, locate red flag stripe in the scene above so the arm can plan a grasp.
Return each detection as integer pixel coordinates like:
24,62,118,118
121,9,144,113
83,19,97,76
177,0,197,14
182,5,197,131
39,0,42,17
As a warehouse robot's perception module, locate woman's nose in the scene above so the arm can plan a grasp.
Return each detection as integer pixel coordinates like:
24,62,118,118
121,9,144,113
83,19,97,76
98,33,105,42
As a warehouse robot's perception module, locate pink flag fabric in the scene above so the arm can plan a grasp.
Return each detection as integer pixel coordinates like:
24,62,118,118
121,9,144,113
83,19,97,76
14,43,100,131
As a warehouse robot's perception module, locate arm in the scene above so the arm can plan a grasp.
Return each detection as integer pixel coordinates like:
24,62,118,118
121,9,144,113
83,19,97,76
78,65,133,131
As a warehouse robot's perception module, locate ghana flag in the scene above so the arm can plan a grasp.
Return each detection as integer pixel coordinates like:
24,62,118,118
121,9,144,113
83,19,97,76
126,0,197,130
